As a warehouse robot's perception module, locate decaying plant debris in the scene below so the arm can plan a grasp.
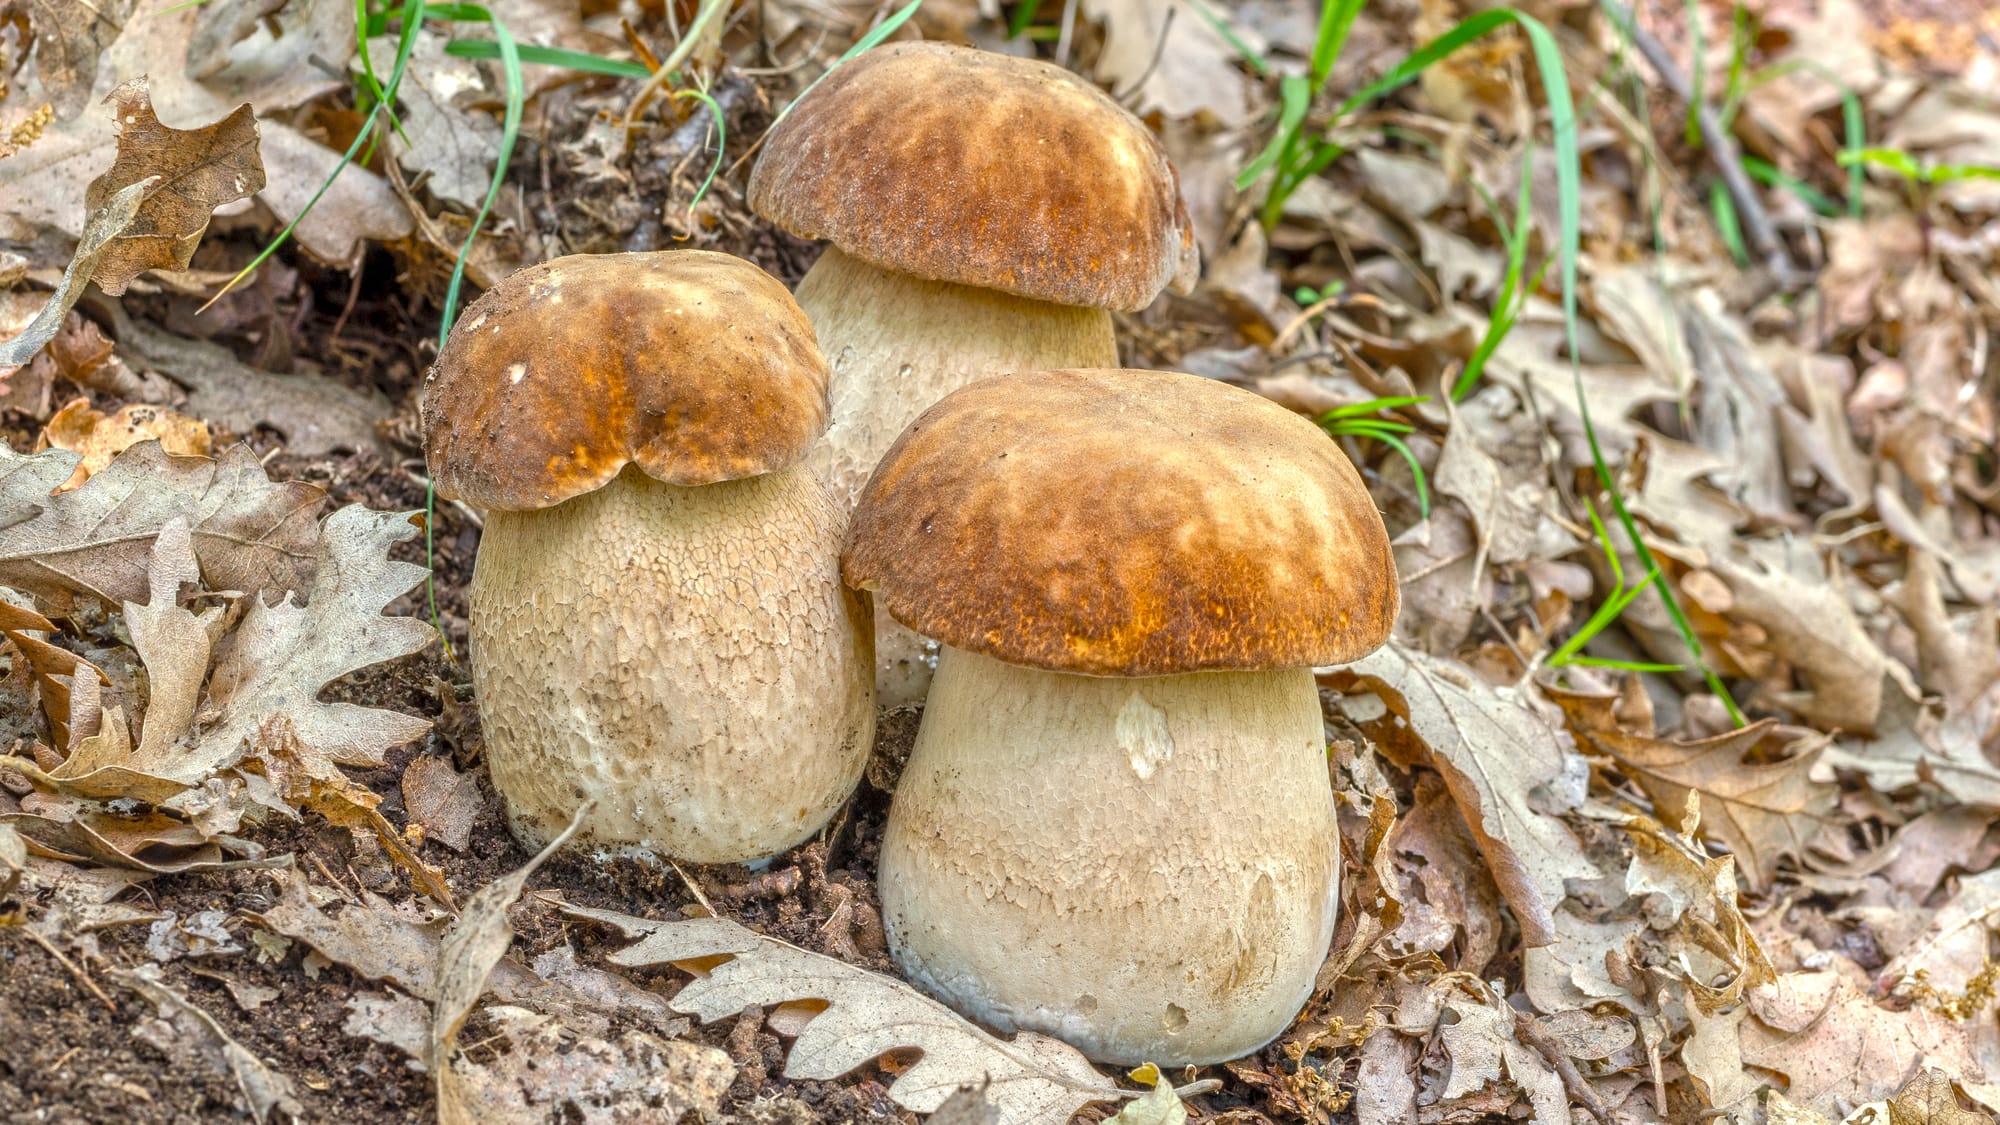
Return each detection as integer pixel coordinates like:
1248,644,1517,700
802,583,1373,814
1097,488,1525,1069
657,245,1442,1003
2,0,2000,1121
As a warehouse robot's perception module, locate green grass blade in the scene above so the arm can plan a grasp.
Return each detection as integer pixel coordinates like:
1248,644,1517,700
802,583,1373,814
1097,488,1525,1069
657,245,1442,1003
1006,0,1045,39
1236,74,1314,190
1742,155,1841,216
1188,0,1271,78
1711,181,1748,265
444,39,653,78
1311,0,1369,88
672,86,728,221
776,0,924,123
205,0,431,310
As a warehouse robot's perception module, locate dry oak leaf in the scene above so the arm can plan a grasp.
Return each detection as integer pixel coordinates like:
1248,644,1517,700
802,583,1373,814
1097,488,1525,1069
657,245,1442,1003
0,440,323,612
85,78,264,295
40,398,212,490
1557,702,1834,895
0,178,149,368
562,906,1128,1123
447,1006,734,1124
1741,957,2000,1116
434,813,583,1125
112,962,303,1124
1890,1069,1998,1125
20,0,137,120
1322,643,1596,947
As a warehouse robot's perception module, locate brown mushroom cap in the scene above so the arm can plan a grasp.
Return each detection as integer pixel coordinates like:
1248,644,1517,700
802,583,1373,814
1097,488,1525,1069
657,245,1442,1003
423,251,830,511
845,369,1399,677
749,43,1199,313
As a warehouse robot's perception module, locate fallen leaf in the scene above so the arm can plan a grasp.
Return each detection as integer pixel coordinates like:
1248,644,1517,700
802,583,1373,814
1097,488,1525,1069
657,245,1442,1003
1557,704,1834,894
1434,980,1566,1123
1323,643,1597,946
84,79,264,295
109,308,393,456
448,1005,736,1124
361,32,501,210
1884,868,2000,1013
21,0,137,120
344,990,433,1069
1742,958,2000,1116
1078,0,1254,124
0,440,323,612
434,810,587,1125
1108,1064,1188,1125
401,753,484,852
0,179,149,368
563,906,1127,1122
1889,1069,1996,1125
112,961,303,1124
0,3,408,263
39,399,212,489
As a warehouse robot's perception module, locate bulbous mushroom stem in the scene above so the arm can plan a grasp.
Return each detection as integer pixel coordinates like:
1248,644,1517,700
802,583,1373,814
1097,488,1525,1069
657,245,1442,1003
469,463,874,863
878,647,1339,1066
794,247,1118,706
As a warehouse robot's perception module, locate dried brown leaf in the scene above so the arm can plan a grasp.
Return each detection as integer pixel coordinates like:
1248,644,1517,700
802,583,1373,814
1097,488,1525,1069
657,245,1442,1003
112,962,303,1123
433,812,585,1124
1323,643,1596,946
0,441,323,612
0,178,149,369
565,906,1126,1123
40,400,212,490
1742,958,2000,1115
1890,1069,1998,1125
22,0,137,120
1560,706,1833,894
84,79,264,295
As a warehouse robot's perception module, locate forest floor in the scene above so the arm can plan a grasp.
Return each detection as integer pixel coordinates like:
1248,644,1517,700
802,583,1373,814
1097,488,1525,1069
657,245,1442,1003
3,0,2000,1122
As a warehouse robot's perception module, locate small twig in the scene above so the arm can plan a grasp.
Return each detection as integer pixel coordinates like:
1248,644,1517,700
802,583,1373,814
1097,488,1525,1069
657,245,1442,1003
1113,6,1177,106
1600,0,1805,289
1513,1008,1614,1125
19,927,117,1011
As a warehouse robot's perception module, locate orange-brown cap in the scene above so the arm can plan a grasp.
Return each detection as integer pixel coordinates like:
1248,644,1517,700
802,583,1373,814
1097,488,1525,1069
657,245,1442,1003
749,43,1199,313
844,369,1398,676
423,251,830,511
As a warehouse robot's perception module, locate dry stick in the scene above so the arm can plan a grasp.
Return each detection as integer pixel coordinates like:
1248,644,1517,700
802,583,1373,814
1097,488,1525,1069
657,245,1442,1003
1600,0,1806,290
1513,1008,1614,1125
19,927,117,1011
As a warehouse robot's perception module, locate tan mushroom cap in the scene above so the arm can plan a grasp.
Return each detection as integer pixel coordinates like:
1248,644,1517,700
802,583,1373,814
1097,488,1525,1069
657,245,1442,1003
749,42,1199,313
423,251,830,512
845,368,1399,677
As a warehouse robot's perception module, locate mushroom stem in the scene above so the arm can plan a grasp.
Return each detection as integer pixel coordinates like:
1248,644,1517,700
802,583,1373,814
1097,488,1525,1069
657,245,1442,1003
794,247,1118,705
470,463,873,863
878,647,1339,1066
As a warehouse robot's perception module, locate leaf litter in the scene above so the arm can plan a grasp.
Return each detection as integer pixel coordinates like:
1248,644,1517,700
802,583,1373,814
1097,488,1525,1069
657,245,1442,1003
5,0,2000,1121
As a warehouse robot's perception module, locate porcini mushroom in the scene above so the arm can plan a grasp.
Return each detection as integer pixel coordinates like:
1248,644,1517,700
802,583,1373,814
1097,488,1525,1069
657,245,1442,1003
844,368,1398,1066
750,41,1200,704
423,251,873,862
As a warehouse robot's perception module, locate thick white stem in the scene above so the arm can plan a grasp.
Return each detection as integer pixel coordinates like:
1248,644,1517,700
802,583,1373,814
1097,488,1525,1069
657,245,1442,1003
469,464,874,863
794,248,1118,706
879,648,1339,1066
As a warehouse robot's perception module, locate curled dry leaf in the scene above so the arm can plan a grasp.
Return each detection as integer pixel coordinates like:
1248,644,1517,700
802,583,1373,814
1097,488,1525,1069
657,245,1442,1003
1322,642,1597,946
0,178,149,369
0,441,323,612
39,399,212,490
112,962,303,1124
432,810,587,1125
1551,687,1834,894
447,1006,735,1124
85,78,265,296
20,0,138,120
562,906,1127,1123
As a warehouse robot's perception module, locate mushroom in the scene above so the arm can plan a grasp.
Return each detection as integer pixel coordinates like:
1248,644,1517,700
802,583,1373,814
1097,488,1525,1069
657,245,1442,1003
423,250,874,862
844,368,1398,1066
750,41,1199,704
